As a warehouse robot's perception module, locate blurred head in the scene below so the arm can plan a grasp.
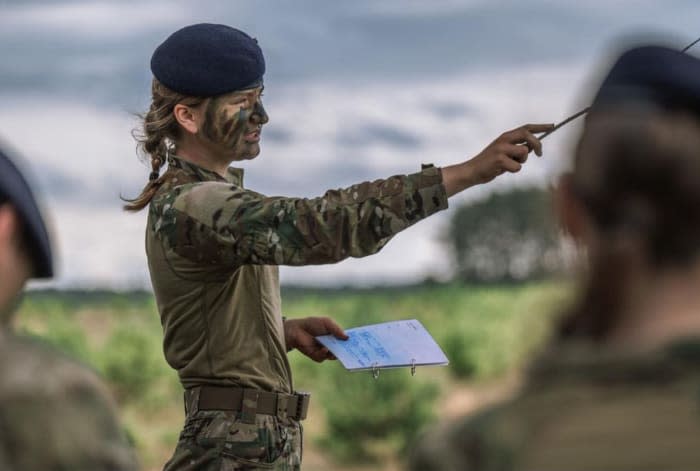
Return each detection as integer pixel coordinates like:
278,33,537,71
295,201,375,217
559,107,700,267
556,45,700,342
124,23,268,212
0,146,53,322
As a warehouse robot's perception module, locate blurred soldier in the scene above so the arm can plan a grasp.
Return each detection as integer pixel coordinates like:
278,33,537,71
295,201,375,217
0,144,138,470
409,45,700,471
124,23,552,470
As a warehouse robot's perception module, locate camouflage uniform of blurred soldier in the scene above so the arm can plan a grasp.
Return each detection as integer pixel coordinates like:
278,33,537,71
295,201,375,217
0,144,138,470
409,45,700,471
124,23,552,470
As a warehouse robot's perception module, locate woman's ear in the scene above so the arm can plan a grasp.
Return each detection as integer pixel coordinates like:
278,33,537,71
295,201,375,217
0,203,32,278
554,173,589,243
0,204,19,249
173,103,201,135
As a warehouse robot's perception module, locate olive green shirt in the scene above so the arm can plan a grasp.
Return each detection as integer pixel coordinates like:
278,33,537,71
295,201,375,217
147,156,448,393
410,339,700,471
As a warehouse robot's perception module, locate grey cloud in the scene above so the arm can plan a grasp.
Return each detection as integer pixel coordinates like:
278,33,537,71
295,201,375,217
36,164,134,208
3,0,700,110
0,0,676,111
431,102,476,120
336,123,422,150
261,126,293,144
36,164,83,199
246,158,383,200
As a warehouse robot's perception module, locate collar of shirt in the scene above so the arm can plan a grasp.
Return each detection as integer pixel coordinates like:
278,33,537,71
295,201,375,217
167,154,244,187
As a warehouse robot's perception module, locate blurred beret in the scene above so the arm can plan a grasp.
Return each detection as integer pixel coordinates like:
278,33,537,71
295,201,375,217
151,23,265,97
0,145,53,279
592,45,700,113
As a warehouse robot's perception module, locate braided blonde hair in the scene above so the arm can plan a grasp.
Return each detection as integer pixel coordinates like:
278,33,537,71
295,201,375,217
123,79,204,211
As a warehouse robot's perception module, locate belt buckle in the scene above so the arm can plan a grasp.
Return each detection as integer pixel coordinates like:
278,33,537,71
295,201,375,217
275,393,290,420
241,389,260,424
293,391,311,421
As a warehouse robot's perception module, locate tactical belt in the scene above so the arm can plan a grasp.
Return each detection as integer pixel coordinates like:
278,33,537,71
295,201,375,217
189,385,311,422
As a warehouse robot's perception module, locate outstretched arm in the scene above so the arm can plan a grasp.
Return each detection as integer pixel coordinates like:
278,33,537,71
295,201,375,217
442,123,553,197
153,123,553,268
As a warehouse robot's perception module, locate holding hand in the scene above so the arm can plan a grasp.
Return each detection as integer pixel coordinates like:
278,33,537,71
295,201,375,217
284,316,349,362
442,123,554,197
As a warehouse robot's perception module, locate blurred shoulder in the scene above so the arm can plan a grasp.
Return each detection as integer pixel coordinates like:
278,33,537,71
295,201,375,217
519,340,700,469
410,340,700,471
0,331,138,471
409,398,527,471
0,331,109,398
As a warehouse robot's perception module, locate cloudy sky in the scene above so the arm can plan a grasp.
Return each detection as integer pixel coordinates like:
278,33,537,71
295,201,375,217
1,0,698,288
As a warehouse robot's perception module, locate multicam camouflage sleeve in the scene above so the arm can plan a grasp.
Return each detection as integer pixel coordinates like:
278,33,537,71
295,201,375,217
151,165,448,266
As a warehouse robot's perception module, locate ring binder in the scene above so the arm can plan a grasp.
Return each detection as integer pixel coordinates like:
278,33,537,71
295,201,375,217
316,319,449,375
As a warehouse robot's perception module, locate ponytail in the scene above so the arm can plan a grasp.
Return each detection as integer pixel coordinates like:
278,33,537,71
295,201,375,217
556,233,640,342
123,79,204,212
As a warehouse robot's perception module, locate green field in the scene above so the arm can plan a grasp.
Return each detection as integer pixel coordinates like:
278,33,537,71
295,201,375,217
14,281,571,470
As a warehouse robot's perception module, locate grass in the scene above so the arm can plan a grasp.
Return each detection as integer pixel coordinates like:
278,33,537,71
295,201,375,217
12,281,571,470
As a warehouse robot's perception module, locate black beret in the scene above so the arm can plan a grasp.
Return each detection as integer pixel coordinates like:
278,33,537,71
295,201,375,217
0,144,53,279
592,45,700,114
151,23,265,97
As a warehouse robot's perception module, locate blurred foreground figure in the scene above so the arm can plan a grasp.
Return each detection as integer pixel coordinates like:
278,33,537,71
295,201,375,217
410,45,700,471
0,146,138,470
125,23,552,470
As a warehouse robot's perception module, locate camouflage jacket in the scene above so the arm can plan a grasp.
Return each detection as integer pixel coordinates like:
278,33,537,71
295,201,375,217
410,339,700,471
0,331,138,471
147,156,448,392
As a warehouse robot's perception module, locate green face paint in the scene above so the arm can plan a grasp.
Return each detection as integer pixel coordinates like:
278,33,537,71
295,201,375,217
200,91,268,160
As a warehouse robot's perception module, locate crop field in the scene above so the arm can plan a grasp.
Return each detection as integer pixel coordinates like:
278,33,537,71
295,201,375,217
14,281,571,470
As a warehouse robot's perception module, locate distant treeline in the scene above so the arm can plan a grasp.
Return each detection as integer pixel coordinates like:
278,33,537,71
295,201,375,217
24,288,153,307
25,277,559,305
24,283,451,309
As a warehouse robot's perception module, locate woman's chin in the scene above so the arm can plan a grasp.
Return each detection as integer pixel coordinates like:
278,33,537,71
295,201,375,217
230,143,261,161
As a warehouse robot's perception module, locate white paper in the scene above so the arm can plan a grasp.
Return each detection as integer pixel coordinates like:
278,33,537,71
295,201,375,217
316,319,449,371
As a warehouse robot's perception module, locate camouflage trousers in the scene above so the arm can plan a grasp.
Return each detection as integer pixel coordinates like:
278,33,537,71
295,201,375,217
164,388,302,471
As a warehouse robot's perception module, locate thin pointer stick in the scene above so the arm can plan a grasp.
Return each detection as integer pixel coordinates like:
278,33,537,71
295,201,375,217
682,36,700,53
537,106,590,140
537,35,700,141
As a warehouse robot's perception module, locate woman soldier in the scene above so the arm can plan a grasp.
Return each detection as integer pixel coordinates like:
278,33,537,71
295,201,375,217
125,23,552,470
410,45,700,471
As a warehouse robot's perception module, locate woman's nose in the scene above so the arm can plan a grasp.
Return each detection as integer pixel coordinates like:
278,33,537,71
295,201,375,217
251,101,269,125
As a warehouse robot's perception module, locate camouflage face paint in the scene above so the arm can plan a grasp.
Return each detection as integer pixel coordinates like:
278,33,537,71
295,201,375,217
201,96,245,148
200,89,268,160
